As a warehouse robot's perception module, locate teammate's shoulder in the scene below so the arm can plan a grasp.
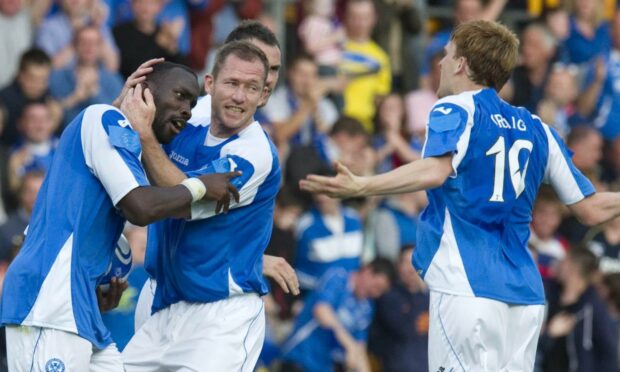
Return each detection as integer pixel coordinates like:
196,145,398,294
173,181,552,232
85,104,122,119
431,92,476,116
225,122,274,155
188,95,211,127
81,104,131,132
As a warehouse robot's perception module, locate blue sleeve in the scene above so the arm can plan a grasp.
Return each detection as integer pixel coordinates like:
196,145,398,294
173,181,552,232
101,110,148,186
422,103,469,158
187,155,254,191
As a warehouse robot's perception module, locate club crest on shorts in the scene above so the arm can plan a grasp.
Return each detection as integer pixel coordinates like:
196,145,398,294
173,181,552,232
45,358,65,372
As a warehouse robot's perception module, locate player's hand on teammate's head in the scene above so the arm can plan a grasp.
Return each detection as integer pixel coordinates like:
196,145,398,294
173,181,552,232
96,277,129,313
299,162,362,199
263,255,300,295
112,58,165,108
198,171,242,214
121,83,156,137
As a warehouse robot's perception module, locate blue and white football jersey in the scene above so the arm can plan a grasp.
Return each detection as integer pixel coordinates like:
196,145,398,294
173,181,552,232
281,268,374,372
0,104,148,348
414,88,595,305
146,119,281,312
294,207,363,291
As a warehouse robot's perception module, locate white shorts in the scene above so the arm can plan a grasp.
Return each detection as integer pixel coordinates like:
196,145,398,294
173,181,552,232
428,291,544,372
134,278,156,332
6,325,123,372
123,293,265,372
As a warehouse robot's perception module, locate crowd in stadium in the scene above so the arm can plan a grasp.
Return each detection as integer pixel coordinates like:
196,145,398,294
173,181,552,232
1,0,620,370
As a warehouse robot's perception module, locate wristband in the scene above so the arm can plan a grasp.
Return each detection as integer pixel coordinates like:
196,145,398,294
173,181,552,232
180,178,207,202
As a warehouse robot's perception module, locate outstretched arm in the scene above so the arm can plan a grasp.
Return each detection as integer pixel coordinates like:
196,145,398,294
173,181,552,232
568,192,620,226
300,155,453,198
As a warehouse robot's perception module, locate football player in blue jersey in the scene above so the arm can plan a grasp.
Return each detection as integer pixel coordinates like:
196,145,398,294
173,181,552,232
301,20,620,371
122,41,282,371
128,21,300,333
0,62,241,371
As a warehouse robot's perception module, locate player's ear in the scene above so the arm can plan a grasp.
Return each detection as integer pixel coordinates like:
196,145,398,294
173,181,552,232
455,56,467,75
259,85,269,106
204,74,214,95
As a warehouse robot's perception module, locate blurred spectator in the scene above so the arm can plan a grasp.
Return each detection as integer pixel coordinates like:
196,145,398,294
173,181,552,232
373,93,420,174
539,248,618,372
421,0,507,89
285,116,371,203
265,187,304,320
298,0,346,109
541,6,571,63
529,186,568,280
107,0,210,59
50,25,124,128
280,259,395,372
582,183,620,274
536,64,579,137
7,103,57,194
368,246,429,372
565,0,611,66
405,48,441,138
583,215,620,274
102,225,149,351
340,0,391,133
36,0,119,71
113,0,185,78
372,193,424,263
0,0,51,89
372,0,422,92
0,48,60,147
601,135,620,183
188,0,261,71
600,272,620,318
577,11,620,140
294,192,363,293
0,170,43,262
566,125,603,175
262,54,338,149
504,23,556,113
298,0,344,77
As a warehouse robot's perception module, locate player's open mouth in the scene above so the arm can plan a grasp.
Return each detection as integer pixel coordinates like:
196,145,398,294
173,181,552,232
226,106,244,114
170,119,186,133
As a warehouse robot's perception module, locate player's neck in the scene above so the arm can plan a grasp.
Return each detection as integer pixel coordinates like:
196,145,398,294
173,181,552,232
209,118,253,138
451,78,487,96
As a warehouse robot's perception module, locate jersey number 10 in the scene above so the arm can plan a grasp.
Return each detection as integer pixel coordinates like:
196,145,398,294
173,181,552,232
485,136,533,202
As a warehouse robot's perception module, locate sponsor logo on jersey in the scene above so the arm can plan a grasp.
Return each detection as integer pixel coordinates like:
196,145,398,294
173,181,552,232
169,151,189,166
433,107,453,115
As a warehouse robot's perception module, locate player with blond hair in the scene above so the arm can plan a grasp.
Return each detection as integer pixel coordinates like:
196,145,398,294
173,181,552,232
300,20,620,370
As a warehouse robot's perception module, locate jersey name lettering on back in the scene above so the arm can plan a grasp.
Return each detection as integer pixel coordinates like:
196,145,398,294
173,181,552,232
490,114,527,131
